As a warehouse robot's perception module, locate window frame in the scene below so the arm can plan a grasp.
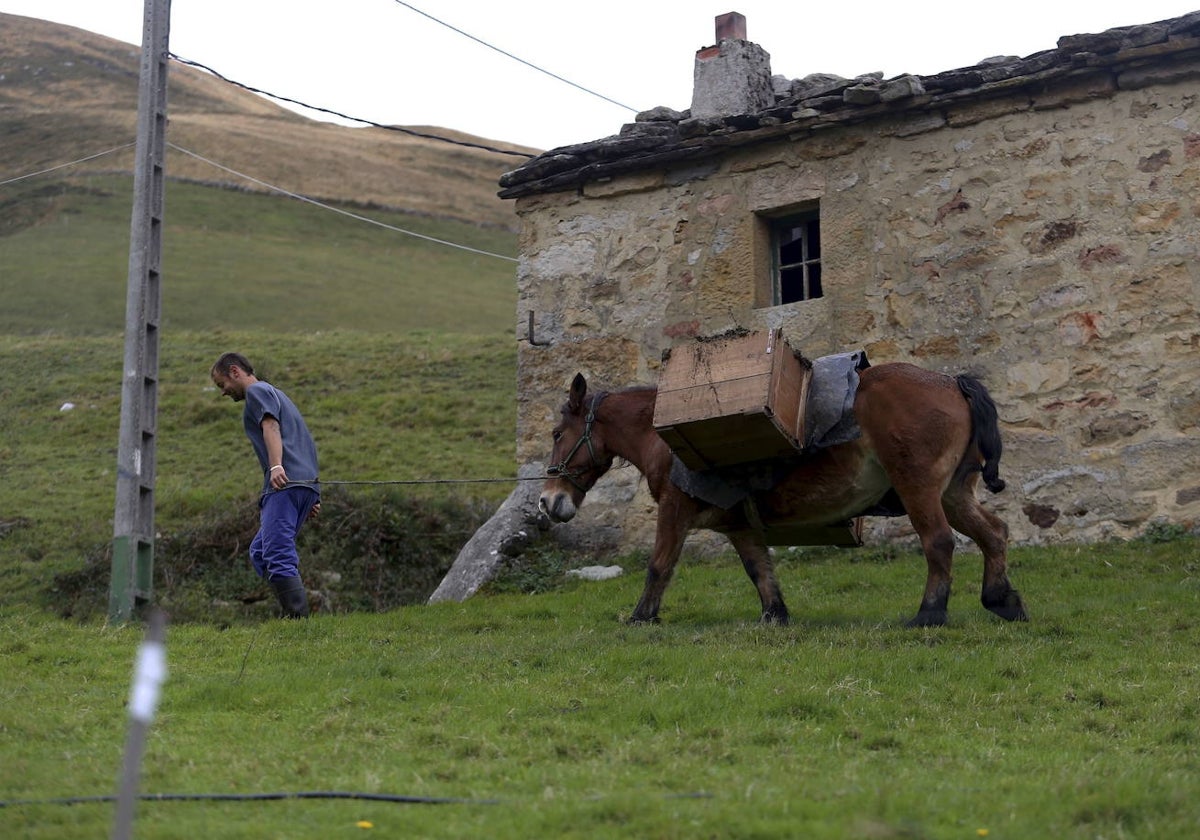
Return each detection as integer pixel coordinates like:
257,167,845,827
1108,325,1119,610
769,208,822,305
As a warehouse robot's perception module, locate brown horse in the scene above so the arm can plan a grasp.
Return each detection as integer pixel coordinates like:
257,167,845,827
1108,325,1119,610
539,364,1028,627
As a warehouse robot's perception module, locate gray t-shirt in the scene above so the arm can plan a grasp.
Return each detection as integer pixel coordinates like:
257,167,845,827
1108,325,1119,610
243,381,320,496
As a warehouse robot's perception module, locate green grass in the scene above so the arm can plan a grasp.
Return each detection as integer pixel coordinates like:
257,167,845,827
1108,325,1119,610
0,329,517,611
2,538,1199,838
0,168,521,617
0,175,517,335
4,152,1199,838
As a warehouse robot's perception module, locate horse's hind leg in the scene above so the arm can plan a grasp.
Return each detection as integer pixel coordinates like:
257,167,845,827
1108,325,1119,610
904,499,959,627
943,483,1028,622
727,530,789,625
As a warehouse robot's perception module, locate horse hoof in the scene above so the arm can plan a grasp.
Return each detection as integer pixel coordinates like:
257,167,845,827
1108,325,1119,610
990,603,1029,622
759,611,790,626
907,610,947,628
983,590,1029,622
625,614,660,625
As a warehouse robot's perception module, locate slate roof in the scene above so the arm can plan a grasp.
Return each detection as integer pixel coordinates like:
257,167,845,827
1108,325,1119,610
498,12,1200,199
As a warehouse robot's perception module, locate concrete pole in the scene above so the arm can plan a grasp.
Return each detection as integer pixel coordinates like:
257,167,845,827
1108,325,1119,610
110,0,172,623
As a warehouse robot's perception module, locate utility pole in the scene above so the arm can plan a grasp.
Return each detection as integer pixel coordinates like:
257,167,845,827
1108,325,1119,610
110,0,172,623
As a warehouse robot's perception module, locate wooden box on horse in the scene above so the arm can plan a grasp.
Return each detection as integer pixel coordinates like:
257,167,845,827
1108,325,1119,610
653,328,812,470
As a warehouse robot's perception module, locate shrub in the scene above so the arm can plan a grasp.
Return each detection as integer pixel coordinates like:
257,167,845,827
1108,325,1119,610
46,487,493,623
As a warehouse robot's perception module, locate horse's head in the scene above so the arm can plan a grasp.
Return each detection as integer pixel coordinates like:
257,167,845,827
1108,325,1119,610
539,373,615,522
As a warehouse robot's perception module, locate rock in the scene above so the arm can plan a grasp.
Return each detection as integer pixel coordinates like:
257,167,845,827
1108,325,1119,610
565,565,624,581
427,461,547,604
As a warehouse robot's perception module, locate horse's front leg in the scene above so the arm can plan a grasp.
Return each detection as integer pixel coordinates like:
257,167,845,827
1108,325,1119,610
628,491,692,624
727,530,789,625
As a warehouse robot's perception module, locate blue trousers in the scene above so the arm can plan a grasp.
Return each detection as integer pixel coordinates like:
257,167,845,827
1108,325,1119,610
249,487,320,581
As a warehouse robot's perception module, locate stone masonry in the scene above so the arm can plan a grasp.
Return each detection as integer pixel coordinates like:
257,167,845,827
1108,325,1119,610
501,12,1200,553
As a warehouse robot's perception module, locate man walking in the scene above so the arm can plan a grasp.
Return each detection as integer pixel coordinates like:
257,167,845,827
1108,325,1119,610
211,352,320,618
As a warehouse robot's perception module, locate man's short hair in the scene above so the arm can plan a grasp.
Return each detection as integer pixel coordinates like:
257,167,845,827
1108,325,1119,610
212,352,254,377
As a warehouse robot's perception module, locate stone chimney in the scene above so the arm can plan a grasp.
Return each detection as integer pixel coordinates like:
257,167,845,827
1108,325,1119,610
690,12,773,119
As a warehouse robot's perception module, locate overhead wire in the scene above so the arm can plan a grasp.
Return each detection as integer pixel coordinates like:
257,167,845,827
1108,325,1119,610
1,142,520,263
167,143,519,262
6,7,624,269
0,142,136,187
390,0,639,114
168,54,535,160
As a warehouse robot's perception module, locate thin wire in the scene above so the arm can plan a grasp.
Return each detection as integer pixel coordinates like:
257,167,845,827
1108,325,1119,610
168,143,518,263
0,142,136,186
391,0,638,114
0,787,710,808
295,477,543,486
0,790,499,807
168,54,534,159
288,462,633,487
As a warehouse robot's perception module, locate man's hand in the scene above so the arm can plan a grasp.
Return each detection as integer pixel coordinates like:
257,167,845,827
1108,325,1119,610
308,503,321,520
269,464,289,490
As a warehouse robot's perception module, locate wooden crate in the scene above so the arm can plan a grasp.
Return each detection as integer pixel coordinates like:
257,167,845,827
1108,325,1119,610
653,328,811,470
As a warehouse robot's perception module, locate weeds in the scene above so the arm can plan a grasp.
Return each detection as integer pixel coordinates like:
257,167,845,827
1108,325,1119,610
45,487,494,624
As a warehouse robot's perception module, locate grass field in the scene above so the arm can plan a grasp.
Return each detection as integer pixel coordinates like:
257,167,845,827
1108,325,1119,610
0,169,521,616
0,176,517,335
2,536,1199,839
0,328,519,617
4,87,1199,837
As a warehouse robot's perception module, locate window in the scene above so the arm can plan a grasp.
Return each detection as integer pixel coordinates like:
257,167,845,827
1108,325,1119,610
771,211,822,304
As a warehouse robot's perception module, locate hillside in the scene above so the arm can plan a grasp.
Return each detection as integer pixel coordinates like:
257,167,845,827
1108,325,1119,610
0,13,532,608
0,12,536,230
0,14,529,337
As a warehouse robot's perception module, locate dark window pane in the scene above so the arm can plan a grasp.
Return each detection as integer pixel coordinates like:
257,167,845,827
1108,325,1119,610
779,228,806,266
780,266,806,304
770,210,822,304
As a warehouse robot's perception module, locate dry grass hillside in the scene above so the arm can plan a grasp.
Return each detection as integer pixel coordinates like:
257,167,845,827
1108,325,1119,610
0,12,536,230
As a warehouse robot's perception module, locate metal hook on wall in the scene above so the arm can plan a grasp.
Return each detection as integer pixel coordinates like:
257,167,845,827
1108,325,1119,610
525,311,551,346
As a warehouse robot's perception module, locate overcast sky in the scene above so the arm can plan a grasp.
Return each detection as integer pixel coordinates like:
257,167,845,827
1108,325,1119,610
4,1,1199,151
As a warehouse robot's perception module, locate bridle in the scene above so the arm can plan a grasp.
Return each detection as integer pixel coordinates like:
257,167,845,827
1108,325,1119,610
546,393,609,494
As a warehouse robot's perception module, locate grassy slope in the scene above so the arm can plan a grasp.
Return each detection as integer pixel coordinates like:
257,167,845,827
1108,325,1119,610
0,328,518,608
0,17,526,611
2,539,1199,838
0,175,518,334
0,13,534,232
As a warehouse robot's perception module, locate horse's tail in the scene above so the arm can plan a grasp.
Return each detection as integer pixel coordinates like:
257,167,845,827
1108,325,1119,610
955,374,1006,494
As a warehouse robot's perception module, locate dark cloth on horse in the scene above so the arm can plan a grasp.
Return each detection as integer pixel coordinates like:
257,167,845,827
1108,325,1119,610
669,456,789,510
670,350,872,510
805,350,871,449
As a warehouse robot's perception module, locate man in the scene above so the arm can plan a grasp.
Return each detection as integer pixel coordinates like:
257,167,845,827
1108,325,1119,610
211,352,320,618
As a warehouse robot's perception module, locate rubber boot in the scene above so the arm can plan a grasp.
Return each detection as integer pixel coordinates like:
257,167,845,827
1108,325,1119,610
269,576,310,619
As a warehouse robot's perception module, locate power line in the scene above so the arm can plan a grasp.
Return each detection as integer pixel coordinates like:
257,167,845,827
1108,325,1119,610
392,0,638,114
168,54,534,160
168,143,518,263
0,143,519,262
0,142,136,186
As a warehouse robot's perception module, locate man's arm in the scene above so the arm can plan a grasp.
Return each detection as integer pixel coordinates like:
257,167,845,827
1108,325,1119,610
262,416,288,489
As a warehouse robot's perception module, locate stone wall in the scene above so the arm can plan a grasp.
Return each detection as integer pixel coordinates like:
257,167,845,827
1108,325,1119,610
512,71,1200,554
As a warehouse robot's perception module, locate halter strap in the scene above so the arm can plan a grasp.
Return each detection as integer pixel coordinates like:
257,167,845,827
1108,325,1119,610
547,392,608,492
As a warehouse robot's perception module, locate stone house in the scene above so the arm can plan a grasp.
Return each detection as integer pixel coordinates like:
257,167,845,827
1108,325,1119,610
499,11,1200,552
